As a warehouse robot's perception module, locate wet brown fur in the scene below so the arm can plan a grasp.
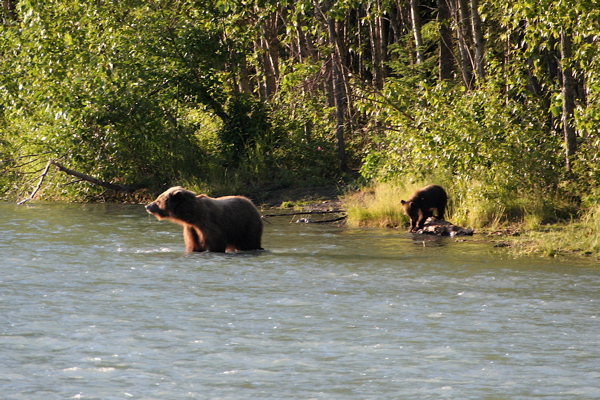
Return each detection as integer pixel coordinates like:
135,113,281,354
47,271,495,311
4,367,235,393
146,186,263,252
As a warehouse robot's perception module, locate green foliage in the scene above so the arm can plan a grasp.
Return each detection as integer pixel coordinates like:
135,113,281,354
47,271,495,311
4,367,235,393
1,0,599,215
358,78,571,225
271,63,341,183
218,94,277,169
0,1,210,195
361,83,559,181
347,0,600,227
0,0,353,200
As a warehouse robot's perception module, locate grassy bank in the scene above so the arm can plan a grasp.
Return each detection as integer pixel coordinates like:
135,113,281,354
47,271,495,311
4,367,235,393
343,181,600,259
343,183,411,228
504,207,600,258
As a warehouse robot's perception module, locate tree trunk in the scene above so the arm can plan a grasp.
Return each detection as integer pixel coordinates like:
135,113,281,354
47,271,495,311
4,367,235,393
254,40,268,100
238,56,253,95
331,59,347,171
437,0,454,80
388,3,401,44
259,10,280,99
410,0,425,64
560,29,577,171
455,0,473,90
323,0,348,171
470,0,485,81
295,13,308,63
2,0,17,23
368,1,386,87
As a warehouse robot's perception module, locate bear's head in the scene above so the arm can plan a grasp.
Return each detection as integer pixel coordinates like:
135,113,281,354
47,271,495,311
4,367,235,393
146,186,198,221
401,199,420,219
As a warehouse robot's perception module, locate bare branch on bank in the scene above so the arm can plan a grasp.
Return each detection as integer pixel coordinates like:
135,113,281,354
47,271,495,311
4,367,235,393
17,160,53,204
17,160,147,204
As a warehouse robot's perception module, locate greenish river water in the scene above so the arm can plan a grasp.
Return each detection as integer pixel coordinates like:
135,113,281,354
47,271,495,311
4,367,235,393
0,203,598,399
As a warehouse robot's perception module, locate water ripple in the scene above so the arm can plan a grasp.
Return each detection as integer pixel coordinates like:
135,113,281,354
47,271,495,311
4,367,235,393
0,203,599,399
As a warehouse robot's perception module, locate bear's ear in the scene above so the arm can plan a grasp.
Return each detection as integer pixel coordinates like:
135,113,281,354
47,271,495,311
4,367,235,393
401,200,406,205
170,189,186,204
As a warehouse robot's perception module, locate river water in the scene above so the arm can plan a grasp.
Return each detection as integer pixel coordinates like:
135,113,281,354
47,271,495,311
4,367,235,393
0,203,598,399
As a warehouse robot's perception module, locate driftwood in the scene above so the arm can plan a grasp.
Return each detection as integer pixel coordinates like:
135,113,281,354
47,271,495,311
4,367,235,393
296,215,347,224
413,217,474,236
18,160,146,204
262,210,345,218
262,209,347,224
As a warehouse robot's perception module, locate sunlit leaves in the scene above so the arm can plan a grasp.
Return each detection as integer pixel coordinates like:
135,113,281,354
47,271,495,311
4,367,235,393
1,0,600,201
360,81,562,201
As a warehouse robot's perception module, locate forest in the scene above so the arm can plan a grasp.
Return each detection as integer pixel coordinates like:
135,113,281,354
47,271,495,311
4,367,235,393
1,0,600,228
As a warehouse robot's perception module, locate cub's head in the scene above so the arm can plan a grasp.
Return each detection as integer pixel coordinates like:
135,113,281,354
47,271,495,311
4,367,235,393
400,199,419,219
145,186,197,221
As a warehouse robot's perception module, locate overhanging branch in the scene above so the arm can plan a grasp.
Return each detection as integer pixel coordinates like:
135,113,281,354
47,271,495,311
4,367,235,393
18,160,147,204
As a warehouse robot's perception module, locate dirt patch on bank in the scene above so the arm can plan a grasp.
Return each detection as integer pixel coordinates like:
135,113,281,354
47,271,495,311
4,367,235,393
256,185,343,211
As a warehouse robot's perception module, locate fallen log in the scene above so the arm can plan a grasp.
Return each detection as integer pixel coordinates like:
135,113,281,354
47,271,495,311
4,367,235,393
51,161,146,193
262,209,345,218
296,215,347,224
18,159,147,204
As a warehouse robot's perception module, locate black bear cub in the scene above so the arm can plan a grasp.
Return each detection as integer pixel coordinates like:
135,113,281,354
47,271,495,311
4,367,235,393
401,185,447,232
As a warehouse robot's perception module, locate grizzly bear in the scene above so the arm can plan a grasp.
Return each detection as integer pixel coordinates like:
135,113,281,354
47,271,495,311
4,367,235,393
145,186,263,252
401,185,447,232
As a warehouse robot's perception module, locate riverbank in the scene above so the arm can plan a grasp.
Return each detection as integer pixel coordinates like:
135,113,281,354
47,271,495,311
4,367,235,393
262,184,600,261
497,221,600,260
256,185,343,212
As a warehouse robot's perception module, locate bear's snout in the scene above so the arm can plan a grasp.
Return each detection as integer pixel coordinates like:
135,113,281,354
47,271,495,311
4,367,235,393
145,203,162,217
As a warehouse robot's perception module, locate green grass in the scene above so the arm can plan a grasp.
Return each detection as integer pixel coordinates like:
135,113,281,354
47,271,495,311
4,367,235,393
344,182,419,229
504,206,600,258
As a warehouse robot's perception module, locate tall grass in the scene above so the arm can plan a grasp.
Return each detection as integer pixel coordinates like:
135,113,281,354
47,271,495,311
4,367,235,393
343,181,456,228
580,206,600,253
344,182,413,228
344,179,580,232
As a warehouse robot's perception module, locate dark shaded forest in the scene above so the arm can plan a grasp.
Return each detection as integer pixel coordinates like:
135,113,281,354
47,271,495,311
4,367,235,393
1,0,599,221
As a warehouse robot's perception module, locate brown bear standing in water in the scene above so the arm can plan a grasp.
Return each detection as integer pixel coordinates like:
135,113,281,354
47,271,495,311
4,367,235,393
146,186,263,252
401,185,447,232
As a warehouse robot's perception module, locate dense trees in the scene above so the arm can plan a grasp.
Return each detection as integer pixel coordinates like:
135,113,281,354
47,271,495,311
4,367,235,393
1,0,599,211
